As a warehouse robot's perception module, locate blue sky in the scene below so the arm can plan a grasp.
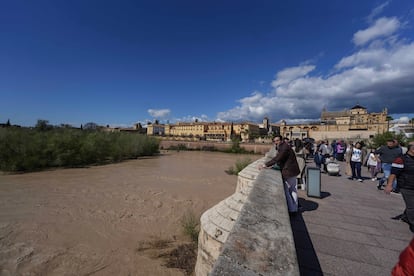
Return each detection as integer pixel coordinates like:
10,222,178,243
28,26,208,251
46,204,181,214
1,0,414,127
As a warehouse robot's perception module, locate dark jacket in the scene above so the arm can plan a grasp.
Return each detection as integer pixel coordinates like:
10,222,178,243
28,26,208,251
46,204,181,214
265,142,300,179
391,153,414,190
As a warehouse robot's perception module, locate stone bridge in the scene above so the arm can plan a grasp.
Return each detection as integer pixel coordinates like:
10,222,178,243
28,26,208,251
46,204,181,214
194,156,299,275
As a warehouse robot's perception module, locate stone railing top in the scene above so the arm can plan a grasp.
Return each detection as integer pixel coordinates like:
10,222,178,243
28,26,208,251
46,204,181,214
209,157,299,275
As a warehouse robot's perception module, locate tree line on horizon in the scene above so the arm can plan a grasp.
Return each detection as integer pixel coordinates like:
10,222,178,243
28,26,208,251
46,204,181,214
0,118,115,130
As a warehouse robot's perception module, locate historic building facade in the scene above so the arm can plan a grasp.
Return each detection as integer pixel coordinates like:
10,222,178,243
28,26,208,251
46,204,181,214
147,121,261,142
278,105,389,141
146,105,389,142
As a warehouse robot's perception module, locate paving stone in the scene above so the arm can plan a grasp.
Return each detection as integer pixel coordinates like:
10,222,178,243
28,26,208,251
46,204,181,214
326,220,381,236
304,222,381,246
373,235,412,251
315,253,352,276
340,257,391,276
365,244,402,270
310,233,381,265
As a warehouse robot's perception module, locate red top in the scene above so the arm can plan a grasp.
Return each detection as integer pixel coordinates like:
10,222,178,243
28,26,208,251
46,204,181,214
392,237,414,276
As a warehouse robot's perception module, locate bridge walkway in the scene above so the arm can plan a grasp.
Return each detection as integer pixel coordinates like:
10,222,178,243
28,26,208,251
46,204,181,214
292,160,413,276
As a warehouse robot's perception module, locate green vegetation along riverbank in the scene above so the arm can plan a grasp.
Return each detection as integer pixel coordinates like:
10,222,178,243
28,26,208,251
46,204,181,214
0,127,159,172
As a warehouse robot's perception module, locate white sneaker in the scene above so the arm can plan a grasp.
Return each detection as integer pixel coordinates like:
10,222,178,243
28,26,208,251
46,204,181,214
371,178,376,181
358,179,363,182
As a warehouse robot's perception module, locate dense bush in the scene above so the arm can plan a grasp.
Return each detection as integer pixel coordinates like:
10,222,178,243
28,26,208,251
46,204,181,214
0,127,159,172
223,137,251,154
225,157,252,175
180,210,200,244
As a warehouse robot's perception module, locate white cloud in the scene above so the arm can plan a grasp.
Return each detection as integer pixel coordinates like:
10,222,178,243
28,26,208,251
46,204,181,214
393,116,410,123
352,17,400,46
366,1,390,23
335,48,388,69
147,108,171,118
216,11,414,124
271,65,315,87
176,114,210,123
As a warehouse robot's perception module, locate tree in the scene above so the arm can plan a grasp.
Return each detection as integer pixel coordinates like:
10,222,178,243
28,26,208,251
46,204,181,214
386,115,394,132
83,122,98,130
6,119,11,127
35,119,52,131
59,124,73,129
371,132,406,149
229,136,245,153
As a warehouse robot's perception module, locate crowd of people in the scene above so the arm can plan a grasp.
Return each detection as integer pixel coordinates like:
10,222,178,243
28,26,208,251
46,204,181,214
259,135,414,273
309,137,414,236
308,138,405,189
275,136,413,234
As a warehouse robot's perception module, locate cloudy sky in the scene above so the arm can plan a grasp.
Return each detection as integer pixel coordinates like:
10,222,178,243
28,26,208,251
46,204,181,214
1,0,414,127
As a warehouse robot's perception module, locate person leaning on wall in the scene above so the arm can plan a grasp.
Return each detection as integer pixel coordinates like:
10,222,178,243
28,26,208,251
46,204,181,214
259,135,300,215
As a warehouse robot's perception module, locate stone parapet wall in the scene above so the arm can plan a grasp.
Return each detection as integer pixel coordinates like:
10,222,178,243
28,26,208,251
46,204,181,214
195,157,299,276
194,158,261,275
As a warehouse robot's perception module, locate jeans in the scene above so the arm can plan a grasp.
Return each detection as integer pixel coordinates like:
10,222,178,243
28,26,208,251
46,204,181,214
350,161,362,179
369,165,378,179
381,163,397,190
284,176,298,213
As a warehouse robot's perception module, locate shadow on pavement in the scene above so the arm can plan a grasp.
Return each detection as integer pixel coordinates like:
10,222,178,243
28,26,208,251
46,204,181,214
290,198,323,275
320,191,331,199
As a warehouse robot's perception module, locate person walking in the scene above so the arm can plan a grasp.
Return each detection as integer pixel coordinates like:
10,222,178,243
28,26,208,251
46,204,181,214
319,140,329,173
384,143,414,233
336,140,345,161
260,135,300,215
367,149,379,181
331,140,337,160
348,141,365,182
344,141,353,176
375,139,403,191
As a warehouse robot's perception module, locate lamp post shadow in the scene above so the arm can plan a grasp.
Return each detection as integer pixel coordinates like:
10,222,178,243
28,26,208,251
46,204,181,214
290,198,323,275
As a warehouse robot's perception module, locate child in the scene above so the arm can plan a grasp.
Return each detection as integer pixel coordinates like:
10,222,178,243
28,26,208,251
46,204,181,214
367,149,379,181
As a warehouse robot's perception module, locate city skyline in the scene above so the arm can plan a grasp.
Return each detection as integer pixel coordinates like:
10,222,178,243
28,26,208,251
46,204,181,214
1,0,414,127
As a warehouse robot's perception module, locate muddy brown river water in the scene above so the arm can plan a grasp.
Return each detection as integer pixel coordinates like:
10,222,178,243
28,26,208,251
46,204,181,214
0,151,262,276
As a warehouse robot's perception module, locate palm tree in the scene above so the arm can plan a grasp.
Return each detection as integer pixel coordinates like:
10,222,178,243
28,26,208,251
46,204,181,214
386,115,393,132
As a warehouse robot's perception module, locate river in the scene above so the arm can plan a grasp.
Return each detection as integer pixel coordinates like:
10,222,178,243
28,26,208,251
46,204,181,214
0,151,262,276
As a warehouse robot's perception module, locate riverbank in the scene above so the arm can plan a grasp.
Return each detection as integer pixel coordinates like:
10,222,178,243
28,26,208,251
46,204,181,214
0,151,262,275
